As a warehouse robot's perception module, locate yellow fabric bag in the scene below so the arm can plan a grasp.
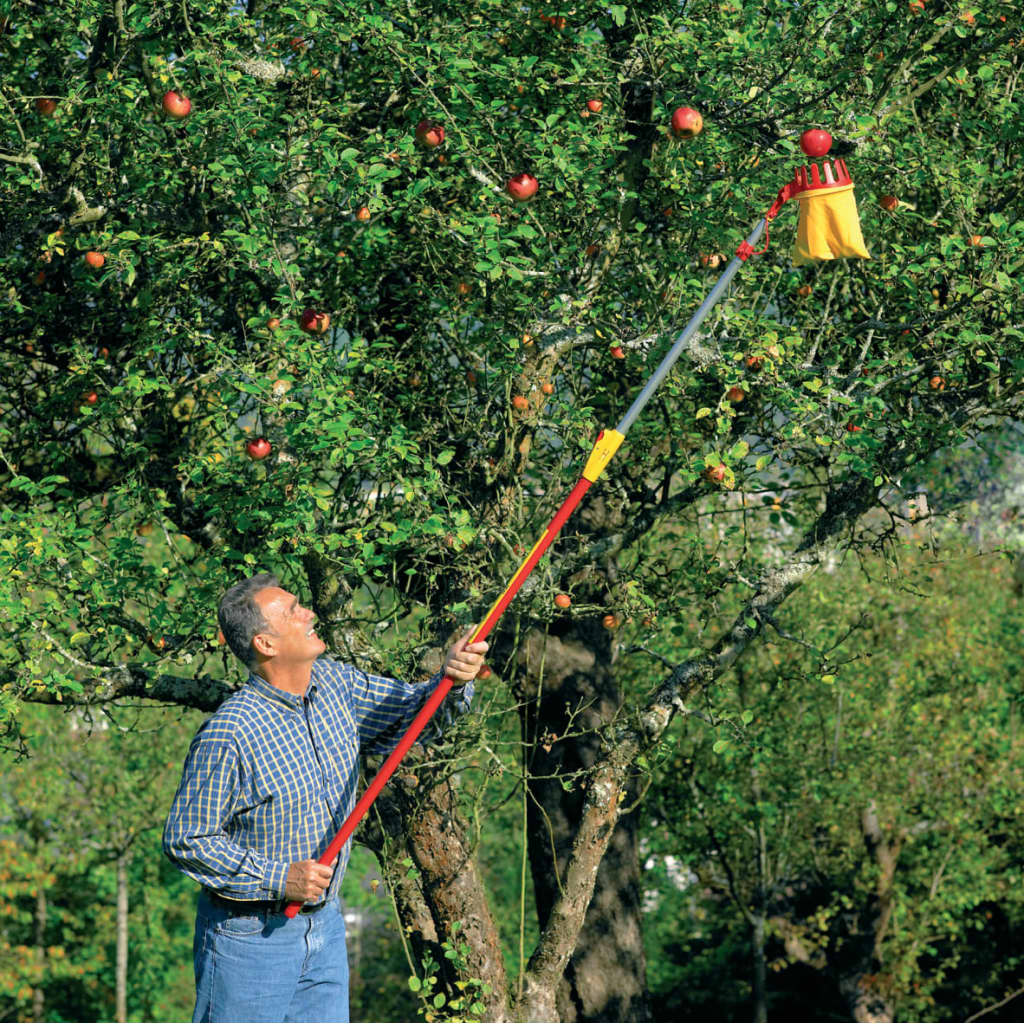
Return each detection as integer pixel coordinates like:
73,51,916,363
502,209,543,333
792,182,870,266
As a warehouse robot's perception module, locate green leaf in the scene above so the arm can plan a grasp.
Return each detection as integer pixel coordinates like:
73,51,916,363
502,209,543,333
408,976,422,993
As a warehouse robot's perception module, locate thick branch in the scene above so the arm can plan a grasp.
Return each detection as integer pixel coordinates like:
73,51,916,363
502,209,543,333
517,476,877,1019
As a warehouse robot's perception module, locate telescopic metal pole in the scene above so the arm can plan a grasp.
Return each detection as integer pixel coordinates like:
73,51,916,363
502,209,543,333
284,217,767,918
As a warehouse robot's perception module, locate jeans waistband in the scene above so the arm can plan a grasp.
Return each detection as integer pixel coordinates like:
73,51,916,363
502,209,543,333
201,889,328,917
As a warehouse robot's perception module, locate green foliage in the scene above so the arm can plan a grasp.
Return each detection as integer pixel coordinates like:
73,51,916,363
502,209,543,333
0,704,202,1021
640,540,1024,1021
408,921,491,1023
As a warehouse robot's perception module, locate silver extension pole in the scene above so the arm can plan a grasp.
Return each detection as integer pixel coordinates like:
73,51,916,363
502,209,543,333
615,217,767,436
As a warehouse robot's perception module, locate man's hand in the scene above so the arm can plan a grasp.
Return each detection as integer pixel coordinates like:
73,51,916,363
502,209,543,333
284,857,337,903
444,627,489,683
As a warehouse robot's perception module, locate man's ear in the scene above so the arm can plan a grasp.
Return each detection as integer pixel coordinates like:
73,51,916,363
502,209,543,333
252,632,276,658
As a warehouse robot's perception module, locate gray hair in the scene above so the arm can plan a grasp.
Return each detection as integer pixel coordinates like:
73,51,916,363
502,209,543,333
217,573,278,669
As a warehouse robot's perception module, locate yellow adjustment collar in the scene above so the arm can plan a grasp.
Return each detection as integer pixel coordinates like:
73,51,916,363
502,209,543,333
582,429,625,482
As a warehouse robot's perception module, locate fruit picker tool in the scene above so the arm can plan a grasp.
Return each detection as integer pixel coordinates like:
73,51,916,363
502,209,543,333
284,127,869,917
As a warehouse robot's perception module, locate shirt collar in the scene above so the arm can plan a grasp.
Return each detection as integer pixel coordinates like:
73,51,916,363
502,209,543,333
246,670,318,709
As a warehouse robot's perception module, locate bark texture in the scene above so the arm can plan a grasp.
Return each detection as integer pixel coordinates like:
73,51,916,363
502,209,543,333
520,625,650,1022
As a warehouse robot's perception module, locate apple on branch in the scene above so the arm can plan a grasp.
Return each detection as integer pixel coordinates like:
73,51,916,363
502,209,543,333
162,90,192,120
506,173,539,202
670,106,703,139
415,119,445,148
246,437,272,460
83,251,105,268
36,98,57,117
300,308,330,334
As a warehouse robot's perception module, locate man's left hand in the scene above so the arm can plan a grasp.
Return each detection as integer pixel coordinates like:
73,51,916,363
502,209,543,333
444,627,489,683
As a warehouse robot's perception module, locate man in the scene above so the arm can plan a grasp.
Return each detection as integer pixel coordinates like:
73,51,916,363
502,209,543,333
163,573,487,1023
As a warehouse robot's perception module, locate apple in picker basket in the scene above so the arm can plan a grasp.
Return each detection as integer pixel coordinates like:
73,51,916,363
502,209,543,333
246,437,272,460
670,106,703,138
507,173,538,201
162,91,192,120
799,129,832,157
415,120,445,148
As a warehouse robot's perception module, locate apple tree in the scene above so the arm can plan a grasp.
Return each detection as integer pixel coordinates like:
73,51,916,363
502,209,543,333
1,0,1022,1019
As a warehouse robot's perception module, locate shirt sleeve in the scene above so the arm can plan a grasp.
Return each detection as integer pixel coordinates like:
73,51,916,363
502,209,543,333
346,665,475,757
162,726,291,900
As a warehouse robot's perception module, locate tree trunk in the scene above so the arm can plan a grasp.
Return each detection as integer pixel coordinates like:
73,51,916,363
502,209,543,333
116,851,129,1024
33,884,46,1022
380,770,511,1022
520,623,650,1022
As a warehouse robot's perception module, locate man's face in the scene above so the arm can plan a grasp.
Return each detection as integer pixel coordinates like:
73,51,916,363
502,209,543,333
251,587,327,665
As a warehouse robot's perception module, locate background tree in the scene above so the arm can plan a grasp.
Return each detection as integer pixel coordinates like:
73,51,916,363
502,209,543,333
1,0,1022,1020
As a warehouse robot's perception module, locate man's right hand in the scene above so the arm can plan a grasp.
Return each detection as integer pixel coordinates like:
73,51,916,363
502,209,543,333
284,857,336,903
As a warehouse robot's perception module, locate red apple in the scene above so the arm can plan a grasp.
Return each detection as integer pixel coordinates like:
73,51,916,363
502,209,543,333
36,98,57,117
969,234,983,247
579,108,590,119
162,90,192,120
726,386,746,403
83,251,105,269
845,422,862,433
929,375,946,391
512,395,530,411
799,129,832,157
507,173,539,201
355,205,371,222
602,613,620,630
704,464,726,483
555,593,571,609
299,308,330,334
745,355,763,370
879,195,899,211
82,390,99,405
267,317,281,330
610,346,626,359
415,119,445,148
670,106,703,139
587,99,603,113
246,437,272,460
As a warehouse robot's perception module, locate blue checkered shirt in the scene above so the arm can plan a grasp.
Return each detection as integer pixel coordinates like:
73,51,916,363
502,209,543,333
163,657,472,903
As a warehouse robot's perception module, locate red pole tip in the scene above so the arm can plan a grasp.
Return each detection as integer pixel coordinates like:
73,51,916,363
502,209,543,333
799,129,832,158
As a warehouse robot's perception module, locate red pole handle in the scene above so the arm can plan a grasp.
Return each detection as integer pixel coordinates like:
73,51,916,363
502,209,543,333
283,477,594,917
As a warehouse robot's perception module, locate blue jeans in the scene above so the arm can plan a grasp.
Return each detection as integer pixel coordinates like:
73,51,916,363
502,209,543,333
192,892,349,1023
